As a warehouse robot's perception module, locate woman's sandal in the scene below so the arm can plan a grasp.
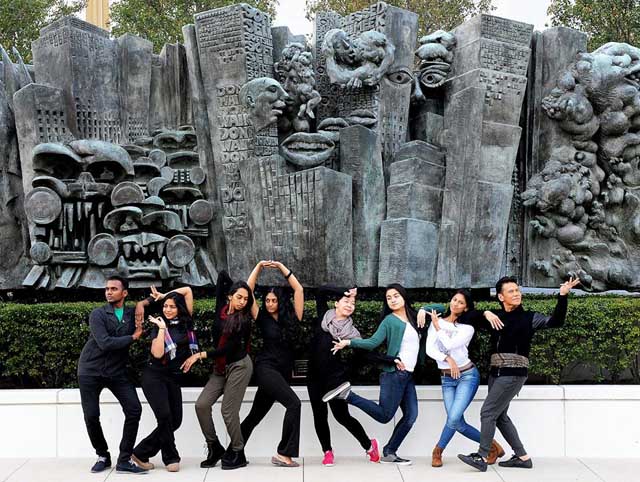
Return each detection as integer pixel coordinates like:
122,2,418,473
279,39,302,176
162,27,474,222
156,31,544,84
271,456,300,467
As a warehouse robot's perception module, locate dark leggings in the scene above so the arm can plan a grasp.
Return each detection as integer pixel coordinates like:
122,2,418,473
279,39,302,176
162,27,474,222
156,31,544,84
241,364,301,457
134,366,183,465
307,376,371,452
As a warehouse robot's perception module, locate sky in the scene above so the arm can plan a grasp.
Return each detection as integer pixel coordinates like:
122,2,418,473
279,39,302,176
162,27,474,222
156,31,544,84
273,0,553,36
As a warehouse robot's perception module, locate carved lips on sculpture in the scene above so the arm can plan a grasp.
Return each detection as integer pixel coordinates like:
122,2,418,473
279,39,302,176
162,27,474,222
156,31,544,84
280,132,335,167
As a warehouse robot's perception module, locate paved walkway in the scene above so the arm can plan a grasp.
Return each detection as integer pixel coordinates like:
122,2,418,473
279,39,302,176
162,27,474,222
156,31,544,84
1,457,638,481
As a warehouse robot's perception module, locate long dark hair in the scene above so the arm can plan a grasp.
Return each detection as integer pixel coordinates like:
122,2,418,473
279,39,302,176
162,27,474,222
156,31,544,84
224,280,255,335
261,286,297,341
443,289,475,323
161,292,193,329
380,283,418,327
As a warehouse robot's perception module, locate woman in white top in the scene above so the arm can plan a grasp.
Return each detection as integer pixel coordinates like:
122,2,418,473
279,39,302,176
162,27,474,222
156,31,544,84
419,289,504,468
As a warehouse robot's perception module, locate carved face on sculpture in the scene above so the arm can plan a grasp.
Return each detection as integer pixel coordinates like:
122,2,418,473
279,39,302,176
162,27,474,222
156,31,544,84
326,29,359,66
240,78,288,132
322,29,395,89
415,30,457,89
23,129,216,289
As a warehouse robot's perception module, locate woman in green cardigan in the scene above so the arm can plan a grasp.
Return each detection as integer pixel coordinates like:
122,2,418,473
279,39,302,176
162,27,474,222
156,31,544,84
324,283,441,466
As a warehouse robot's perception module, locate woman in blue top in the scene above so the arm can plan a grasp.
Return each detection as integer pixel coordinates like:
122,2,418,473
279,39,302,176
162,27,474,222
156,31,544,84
325,283,435,466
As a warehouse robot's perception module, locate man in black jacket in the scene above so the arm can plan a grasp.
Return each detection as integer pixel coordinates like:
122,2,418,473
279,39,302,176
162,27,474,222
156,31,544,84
458,276,580,472
77,275,147,474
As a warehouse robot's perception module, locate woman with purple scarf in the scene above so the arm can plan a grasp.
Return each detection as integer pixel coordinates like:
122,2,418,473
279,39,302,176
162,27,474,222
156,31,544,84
306,285,381,466
131,286,199,473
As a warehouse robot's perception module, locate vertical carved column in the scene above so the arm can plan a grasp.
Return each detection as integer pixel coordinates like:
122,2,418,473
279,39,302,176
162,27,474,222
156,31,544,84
340,125,384,286
116,34,152,141
195,4,276,277
32,17,121,144
437,15,533,288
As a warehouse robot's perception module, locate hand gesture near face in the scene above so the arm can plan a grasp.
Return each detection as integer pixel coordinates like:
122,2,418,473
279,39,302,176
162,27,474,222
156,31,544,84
150,285,165,301
429,309,441,330
148,315,167,330
559,277,581,296
417,309,426,328
344,288,357,298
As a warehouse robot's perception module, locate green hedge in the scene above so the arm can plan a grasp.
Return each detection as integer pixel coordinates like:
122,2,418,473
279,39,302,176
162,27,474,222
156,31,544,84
0,296,639,388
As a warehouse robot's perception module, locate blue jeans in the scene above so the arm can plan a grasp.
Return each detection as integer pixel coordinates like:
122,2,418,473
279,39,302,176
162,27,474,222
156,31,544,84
347,370,418,455
437,366,481,449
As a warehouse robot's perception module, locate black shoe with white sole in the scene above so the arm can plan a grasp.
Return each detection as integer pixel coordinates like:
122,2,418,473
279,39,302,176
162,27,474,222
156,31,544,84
458,452,488,472
322,382,351,402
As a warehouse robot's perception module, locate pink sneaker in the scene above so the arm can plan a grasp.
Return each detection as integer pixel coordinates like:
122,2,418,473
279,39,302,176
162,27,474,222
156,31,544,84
367,438,380,463
322,450,334,466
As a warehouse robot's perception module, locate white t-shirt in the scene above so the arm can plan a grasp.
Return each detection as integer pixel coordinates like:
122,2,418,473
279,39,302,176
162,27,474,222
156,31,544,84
425,319,474,370
397,322,420,372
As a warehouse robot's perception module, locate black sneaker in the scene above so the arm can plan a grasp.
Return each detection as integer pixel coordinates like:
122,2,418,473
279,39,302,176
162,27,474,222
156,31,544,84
115,459,149,474
322,382,351,402
380,453,412,465
498,454,533,469
458,452,488,472
90,456,111,473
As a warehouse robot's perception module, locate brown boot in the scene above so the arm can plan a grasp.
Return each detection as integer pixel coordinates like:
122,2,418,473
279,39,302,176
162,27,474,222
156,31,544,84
431,445,443,467
487,440,505,465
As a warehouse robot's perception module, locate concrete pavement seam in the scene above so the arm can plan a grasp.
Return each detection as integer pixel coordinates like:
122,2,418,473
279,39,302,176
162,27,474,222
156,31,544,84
577,458,606,482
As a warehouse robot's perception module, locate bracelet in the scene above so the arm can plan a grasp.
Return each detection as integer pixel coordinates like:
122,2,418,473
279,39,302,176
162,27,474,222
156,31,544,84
285,270,293,279
145,296,155,304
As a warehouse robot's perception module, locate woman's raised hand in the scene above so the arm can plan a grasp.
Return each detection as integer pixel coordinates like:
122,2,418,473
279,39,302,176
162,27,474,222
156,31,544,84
343,288,357,298
148,315,167,330
417,309,427,328
560,276,580,295
150,285,165,301
429,309,441,329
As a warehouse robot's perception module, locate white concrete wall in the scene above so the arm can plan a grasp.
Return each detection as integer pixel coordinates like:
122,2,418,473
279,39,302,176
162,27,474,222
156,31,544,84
1,386,639,458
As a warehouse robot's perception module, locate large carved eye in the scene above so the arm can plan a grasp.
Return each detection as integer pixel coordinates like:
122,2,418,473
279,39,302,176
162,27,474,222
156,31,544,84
387,68,414,85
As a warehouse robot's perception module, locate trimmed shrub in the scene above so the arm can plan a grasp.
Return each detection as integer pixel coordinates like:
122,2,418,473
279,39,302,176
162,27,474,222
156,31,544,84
0,296,638,388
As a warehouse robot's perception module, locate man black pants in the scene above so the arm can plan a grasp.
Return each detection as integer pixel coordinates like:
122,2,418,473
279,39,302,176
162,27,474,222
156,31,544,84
78,375,142,465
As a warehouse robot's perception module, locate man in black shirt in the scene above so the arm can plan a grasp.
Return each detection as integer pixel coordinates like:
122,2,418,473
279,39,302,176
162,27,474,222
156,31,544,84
77,275,147,474
458,276,580,472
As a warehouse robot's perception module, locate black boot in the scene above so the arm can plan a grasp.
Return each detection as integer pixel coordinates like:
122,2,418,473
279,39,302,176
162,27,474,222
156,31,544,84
221,448,248,470
200,440,226,468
